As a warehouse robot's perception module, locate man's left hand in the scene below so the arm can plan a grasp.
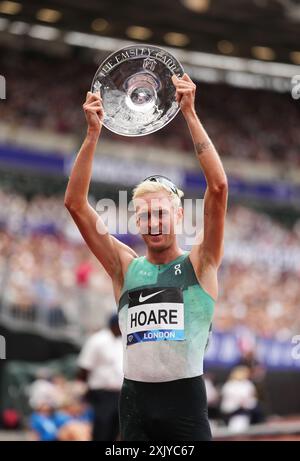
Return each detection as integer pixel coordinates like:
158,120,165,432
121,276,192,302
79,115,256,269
171,73,196,117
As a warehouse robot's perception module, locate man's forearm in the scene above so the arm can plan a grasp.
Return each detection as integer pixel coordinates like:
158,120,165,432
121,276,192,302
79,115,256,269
64,128,100,209
184,110,227,191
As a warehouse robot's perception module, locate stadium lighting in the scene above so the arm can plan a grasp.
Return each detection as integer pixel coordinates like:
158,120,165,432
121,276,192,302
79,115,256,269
36,8,62,23
290,51,300,65
91,18,109,33
0,1,21,15
65,31,133,51
1,18,296,93
164,32,190,47
29,25,60,41
126,26,152,40
62,33,300,78
181,0,210,13
218,40,235,55
9,20,29,35
251,46,275,61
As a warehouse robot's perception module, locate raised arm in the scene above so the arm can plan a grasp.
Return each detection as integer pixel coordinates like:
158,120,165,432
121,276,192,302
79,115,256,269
64,91,136,288
172,74,228,298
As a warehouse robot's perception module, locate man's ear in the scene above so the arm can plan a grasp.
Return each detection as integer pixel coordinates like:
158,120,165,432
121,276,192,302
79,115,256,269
174,206,183,235
177,206,184,222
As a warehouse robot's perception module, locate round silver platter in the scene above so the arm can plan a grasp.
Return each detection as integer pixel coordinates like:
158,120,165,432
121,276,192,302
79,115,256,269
91,44,184,137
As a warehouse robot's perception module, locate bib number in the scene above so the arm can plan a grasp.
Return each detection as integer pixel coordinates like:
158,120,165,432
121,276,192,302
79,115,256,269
127,287,185,346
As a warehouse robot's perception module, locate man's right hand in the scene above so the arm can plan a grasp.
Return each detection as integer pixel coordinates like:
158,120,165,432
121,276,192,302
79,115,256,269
83,91,104,134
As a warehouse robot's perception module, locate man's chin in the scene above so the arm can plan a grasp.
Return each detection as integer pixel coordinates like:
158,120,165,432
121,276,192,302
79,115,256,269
143,233,167,248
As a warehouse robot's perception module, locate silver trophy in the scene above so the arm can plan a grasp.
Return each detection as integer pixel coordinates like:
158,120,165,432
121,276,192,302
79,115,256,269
91,44,184,137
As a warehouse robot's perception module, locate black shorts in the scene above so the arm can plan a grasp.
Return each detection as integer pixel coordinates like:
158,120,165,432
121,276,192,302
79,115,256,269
119,375,212,441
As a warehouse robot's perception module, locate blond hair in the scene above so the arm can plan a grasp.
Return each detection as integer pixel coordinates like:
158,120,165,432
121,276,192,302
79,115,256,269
132,180,184,209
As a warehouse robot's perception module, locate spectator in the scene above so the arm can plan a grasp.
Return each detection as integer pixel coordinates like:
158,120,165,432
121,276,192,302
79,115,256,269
220,366,261,429
54,388,93,441
29,402,57,441
28,374,93,441
77,314,123,441
28,369,58,410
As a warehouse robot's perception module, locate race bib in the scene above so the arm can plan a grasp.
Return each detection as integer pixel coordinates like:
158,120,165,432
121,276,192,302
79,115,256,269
127,287,185,345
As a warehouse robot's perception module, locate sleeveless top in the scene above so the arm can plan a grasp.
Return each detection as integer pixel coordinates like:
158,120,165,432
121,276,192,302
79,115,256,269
118,252,215,382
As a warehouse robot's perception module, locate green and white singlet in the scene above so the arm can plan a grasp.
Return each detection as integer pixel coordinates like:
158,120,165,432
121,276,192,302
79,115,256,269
118,251,215,383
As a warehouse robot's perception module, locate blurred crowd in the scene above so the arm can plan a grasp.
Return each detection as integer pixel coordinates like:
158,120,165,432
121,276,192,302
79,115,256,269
27,373,92,441
0,187,299,341
0,308,267,440
0,315,122,441
216,206,300,339
1,49,300,165
1,362,266,439
0,190,115,336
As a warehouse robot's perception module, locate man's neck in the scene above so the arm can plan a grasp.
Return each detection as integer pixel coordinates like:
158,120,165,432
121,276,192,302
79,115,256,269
146,246,185,265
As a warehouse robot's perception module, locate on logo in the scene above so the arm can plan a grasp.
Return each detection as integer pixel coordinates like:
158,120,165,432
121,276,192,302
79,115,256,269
174,264,182,275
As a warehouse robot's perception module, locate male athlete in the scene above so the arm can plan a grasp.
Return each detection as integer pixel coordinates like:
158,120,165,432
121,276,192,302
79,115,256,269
64,73,228,441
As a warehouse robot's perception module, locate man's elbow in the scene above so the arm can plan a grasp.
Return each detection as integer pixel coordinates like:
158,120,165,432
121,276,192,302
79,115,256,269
64,196,76,213
210,178,228,196
64,195,86,214
64,195,72,210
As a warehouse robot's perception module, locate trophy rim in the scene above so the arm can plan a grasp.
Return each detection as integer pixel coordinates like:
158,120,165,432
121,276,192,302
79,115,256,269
91,43,185,137
93,43,184,77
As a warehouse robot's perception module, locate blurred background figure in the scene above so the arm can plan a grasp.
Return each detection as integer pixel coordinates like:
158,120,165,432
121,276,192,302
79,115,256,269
28,369,59,411
28,372,92,441
29,401,57,441
77,314,123,441
53,381,92,442
220,366,262,431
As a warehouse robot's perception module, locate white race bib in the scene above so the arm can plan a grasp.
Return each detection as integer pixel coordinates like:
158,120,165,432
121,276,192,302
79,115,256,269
126,287,185,345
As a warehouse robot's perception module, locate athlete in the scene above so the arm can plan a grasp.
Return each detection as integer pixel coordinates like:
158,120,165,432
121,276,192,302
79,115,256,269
64,73,228,441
